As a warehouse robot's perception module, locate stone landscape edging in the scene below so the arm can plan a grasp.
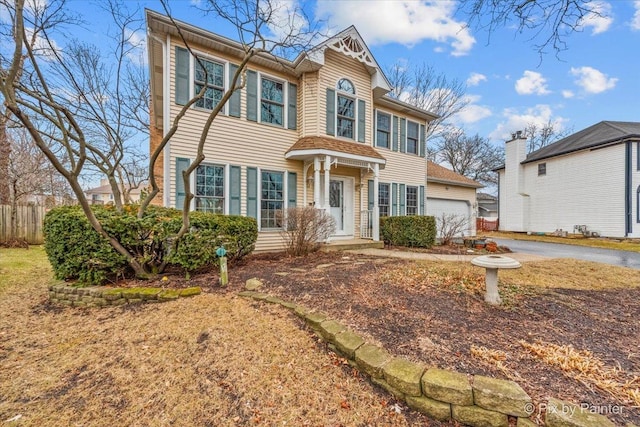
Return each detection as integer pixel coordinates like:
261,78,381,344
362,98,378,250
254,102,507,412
238,289,619,427
48,284,201,307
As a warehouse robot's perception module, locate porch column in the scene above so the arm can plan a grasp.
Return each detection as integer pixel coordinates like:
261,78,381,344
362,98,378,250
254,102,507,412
373,163,380,241
323,155,331,211
313,157,321,208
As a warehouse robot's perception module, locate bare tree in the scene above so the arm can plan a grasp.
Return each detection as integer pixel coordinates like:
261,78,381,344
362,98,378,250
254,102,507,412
4,126,70,241
278,207,336,256
386,62,468,146
1,0,323,277
524,120,573,153
434,128,503,186
436,213,470,246
458,0,605,56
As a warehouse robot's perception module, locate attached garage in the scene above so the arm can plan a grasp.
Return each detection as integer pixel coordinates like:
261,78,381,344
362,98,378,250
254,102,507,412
426,161,483,238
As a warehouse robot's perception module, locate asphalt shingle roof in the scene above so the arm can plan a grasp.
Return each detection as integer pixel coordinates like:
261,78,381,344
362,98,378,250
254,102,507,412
287,136,386,160
523,121,640,164
427,161,483,188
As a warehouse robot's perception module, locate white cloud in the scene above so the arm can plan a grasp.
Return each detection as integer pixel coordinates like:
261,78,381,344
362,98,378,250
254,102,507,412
453,94,492,124
562,90,575,99
570,66,617,94
1,0,48,24
466,72,487,87
124,28,147,67
631,1,640,30
515,70,550,95
489,105,567,141
315,1,475,56
264,0,315,50
578,1,613,34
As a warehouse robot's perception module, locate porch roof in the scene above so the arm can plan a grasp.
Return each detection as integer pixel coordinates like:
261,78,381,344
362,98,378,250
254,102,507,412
285,136,386,166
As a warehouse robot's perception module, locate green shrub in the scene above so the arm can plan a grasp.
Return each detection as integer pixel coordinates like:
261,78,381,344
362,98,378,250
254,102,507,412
44,205,258,284
380,215,436,248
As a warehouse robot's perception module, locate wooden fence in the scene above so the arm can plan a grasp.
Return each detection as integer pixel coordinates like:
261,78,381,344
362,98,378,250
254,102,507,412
476,217,499,232
0,205,46,244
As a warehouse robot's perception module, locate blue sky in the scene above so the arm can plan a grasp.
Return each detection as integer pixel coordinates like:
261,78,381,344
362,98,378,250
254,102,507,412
17,0,640,145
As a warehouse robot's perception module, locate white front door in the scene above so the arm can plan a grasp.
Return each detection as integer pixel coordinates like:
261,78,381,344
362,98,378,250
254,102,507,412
322,177,354,236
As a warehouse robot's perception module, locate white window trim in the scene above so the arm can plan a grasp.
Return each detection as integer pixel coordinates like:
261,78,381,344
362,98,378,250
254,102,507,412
190,162,227,214
405,185,419,216
189,51,229,115
405,119,420,155
258,71,288,128
335,92,358,141
375,109,393,150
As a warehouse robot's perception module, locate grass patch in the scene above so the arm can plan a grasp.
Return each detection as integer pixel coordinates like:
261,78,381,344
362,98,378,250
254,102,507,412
0,246,52,294
485,231,640,253
0,248,419,426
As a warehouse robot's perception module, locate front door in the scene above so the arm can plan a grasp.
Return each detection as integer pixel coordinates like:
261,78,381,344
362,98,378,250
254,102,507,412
323,177,354,236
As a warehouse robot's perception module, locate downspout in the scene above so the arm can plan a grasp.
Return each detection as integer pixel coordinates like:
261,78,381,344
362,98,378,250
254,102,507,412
625,142,632,236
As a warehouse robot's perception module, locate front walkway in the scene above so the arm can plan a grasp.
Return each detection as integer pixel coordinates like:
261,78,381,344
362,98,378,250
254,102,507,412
347,248,551,262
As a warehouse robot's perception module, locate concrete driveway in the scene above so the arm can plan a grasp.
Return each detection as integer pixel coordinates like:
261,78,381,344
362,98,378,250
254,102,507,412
493,238,640,269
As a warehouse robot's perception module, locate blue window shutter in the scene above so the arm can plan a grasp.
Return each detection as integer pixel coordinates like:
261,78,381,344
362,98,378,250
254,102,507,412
326,88,335,136
246,70,257,122
419,124,425,158
392,183,398,216
230,165,241,215
399,184,406,216
367,180,374,210
246,167,258,219
175,47,189,105
400,118,406,153
228,64,241,118
288,83,297,130
175,157,190,209
287,172,297,208
357,99,366,142
419,185,425,215
392,116,399,151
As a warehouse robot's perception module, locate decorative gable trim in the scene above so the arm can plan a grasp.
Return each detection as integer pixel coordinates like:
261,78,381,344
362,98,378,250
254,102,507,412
327,33,375,68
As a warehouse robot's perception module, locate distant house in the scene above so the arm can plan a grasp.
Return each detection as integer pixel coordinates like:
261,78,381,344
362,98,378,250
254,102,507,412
426,161,483,236
477,192,498,219
497,121,640,238
85,179,143,205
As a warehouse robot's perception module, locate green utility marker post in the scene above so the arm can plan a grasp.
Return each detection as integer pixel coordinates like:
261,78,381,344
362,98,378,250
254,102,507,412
216,246,228,287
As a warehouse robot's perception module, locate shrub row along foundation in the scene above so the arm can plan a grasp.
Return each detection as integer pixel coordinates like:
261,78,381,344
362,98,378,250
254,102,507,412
239,290,617,427
49,284,201,307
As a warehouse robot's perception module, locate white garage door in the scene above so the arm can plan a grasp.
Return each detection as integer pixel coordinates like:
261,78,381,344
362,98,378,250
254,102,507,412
427,198,474,237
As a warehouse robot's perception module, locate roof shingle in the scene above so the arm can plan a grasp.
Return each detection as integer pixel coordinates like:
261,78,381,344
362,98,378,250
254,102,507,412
427,161,483,188
286,136,386,161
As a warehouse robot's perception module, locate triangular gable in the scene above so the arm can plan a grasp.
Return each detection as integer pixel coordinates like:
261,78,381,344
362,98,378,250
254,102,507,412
295,26,392,95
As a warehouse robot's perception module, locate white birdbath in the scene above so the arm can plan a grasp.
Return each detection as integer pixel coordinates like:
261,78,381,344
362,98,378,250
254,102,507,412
471,255,522,305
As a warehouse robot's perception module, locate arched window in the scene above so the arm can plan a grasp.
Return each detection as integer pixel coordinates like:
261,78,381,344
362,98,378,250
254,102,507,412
337,78,355,94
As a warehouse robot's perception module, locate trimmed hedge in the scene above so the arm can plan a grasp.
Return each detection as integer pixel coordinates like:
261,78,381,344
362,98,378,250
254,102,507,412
44,205,258,284
380,216,436,248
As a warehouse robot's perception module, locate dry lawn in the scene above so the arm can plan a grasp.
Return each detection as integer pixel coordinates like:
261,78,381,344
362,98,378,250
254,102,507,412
395,258,640,292
0,247,426,427
485,231,640,253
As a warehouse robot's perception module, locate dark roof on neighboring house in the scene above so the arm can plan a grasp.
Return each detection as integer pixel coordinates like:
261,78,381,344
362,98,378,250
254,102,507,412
476,192,497,201
427,161,483,188
523,121,640,164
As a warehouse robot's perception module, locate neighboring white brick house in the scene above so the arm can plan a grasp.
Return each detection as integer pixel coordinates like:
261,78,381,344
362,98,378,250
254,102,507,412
497,121,640,238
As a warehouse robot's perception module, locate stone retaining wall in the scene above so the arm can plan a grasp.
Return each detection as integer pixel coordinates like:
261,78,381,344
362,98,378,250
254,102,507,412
239,290,620,427
49,285,201,307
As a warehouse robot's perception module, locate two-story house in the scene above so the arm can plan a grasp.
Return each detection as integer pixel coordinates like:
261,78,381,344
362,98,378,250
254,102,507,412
146,10,436,251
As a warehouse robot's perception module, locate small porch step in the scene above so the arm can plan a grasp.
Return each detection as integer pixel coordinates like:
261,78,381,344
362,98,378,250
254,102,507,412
320,239,384,252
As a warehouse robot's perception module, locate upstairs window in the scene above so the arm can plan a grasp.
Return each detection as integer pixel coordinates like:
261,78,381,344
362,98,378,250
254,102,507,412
376,111,391,149
406,121,419,155
261,77,284,126
337,94,355,139
194,58,224,110
538,163,547,176
337,78,355,94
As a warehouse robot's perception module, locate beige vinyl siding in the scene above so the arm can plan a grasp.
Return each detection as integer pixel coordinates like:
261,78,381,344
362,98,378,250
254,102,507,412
300,71,320,136
318,49,372,143
427,182,477,203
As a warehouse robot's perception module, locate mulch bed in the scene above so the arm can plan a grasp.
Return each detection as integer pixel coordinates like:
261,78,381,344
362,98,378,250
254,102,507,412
122,251,640,426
